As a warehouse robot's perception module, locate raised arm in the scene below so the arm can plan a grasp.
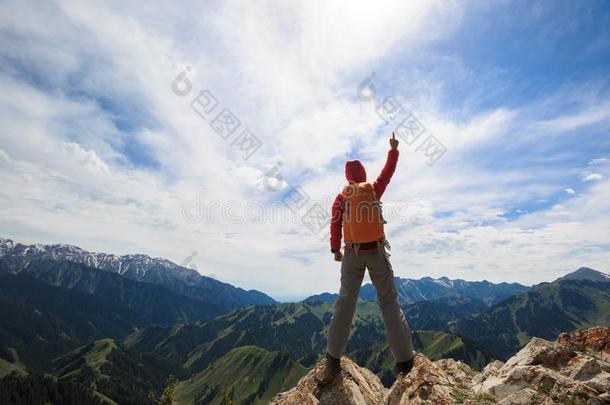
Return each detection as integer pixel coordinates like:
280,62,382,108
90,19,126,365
373,133,400,198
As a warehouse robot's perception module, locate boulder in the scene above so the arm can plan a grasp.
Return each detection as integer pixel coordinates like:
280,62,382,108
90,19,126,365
270,356,386,405
558,326,610,363
384,355,470,405
496,388,538,405
472,360,504,386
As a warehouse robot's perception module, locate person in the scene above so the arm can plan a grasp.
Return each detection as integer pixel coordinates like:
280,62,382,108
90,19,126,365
316,133,416,385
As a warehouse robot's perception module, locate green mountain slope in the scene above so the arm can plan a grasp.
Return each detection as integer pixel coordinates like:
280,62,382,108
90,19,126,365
175,346,307,405
0,274,140,371
53,338,172,405
0,274,138,344
0,373,109,405
0,357,26,379
124,301,386,373
412,330,489,369
349,330,490,386
403,297,488,331
53,339,119,380
451,279,610,359
125,300,492,385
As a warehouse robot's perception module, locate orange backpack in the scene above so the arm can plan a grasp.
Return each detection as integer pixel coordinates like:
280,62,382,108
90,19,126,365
342,182,385,243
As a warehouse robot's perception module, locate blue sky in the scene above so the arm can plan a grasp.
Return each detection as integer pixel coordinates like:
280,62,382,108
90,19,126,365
1,0,609,300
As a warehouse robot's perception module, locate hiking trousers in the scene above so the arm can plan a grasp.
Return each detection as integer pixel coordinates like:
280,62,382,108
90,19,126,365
326,248,415,363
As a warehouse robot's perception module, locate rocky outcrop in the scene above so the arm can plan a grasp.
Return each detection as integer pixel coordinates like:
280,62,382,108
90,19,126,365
270,356,386,405
384,354,474,404
471,336,610,404
271,327,610,404
557,326,610,363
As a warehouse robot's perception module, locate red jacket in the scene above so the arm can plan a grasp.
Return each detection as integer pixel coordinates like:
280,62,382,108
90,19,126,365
330,149,399,252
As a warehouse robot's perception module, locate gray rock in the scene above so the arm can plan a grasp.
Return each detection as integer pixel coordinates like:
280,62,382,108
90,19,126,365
497,388,538,405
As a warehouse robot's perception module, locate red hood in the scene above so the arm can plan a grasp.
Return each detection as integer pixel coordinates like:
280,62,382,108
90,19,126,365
345,160,366,183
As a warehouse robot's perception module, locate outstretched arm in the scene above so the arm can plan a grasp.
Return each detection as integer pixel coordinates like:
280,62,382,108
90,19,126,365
330,193,344,261
373,133,400,198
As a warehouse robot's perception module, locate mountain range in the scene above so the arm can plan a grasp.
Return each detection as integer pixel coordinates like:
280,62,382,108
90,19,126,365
0,237,609,404
450,278,610,359
361,276,529,306
122,300,492,387
0,238,276,305
303,276,529,308
0,238,275,317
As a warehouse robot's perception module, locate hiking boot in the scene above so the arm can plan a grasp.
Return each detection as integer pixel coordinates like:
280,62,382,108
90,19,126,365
394,357,414,376
315,353,341,385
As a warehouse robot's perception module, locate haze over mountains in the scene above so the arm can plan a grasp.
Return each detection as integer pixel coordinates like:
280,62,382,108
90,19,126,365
0,237,609,404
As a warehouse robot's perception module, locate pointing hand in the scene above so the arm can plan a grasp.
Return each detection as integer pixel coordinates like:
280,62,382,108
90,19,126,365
390,132,399,150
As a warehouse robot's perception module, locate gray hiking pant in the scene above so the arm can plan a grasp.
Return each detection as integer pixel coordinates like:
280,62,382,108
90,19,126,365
326,248,415,363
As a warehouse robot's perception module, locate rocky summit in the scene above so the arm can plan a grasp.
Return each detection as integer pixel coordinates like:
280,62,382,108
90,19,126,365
271,327,610,405
270,356,387,405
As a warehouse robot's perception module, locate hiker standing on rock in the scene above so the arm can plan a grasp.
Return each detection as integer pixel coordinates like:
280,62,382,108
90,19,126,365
317,133,416,384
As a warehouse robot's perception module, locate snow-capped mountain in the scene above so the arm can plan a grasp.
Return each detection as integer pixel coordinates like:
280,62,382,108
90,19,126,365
303,276,530,307
359,276,529,306
0,238,276,307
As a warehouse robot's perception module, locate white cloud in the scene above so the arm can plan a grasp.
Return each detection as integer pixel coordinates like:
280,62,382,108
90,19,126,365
62,142,110,175
565,188,575,194
582,173,604,182
537,105,610,132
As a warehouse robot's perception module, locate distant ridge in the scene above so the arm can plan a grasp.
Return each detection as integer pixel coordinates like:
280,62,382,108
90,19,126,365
555,266,610,282
303,275,529,307
0,237,276,309
302,292,338,303
451,276,610,359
